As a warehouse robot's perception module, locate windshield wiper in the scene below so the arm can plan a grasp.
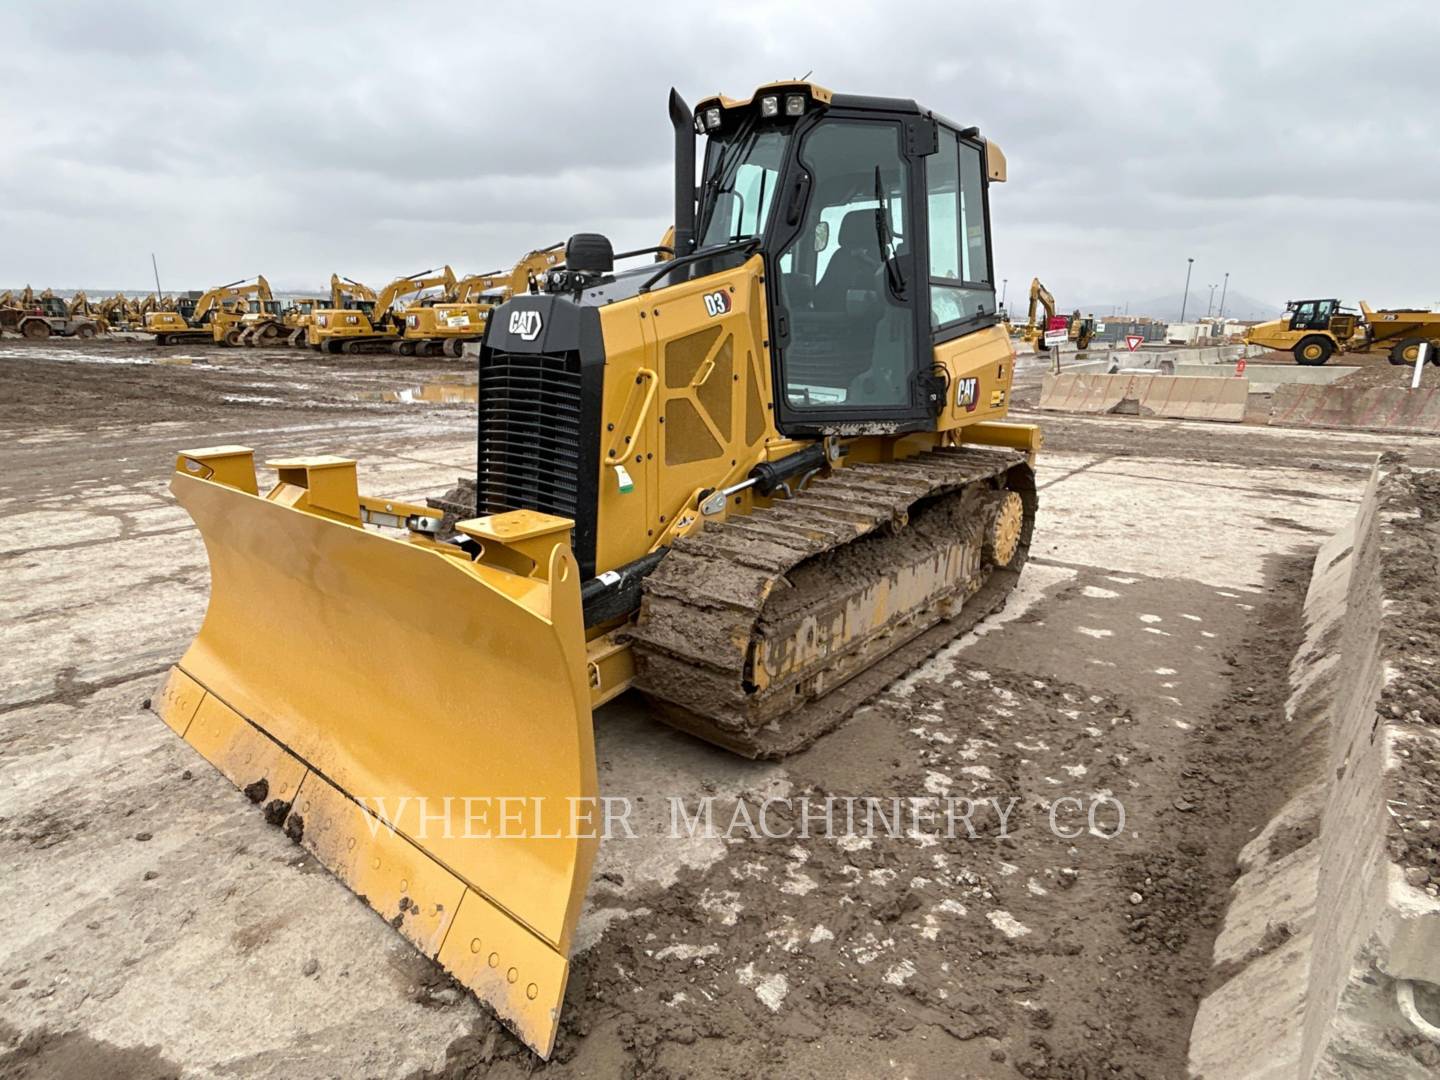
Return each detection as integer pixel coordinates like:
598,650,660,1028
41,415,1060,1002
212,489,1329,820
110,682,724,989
873,166,905,298
698,116,758,240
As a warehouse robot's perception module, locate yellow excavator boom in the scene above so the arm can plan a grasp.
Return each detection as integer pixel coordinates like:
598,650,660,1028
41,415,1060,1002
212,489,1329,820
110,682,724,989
373,266,456,319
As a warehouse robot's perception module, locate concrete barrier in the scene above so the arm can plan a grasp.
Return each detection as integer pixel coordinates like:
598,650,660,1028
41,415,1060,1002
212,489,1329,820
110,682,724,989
1269,385,1440,434
1174,364,1359,393
1188,462,1440,1078
1109,342,1260,367
1039,371,1248,422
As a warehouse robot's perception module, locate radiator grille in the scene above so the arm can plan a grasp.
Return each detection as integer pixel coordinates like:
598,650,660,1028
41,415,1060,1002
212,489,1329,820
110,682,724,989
476,351,584,519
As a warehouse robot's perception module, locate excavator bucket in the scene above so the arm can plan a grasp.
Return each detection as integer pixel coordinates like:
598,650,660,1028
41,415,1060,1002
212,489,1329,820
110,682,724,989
154,446,598,1059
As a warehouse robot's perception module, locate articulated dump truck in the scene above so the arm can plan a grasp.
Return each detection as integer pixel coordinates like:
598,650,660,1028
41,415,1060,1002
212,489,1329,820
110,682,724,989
154,82,1041,1057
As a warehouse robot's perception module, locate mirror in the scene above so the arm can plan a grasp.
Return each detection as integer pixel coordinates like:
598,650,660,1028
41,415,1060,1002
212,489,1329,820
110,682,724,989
813,220,830,252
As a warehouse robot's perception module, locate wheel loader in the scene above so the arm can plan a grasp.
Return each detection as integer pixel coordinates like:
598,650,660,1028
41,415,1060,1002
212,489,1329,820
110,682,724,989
7,292,101,339
154,81,1040,1058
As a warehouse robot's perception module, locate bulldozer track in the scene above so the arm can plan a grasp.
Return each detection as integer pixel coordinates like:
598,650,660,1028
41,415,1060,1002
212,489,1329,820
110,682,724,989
628,446,1036,758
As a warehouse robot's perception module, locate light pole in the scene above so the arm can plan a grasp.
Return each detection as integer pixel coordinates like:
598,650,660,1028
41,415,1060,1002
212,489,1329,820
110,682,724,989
1000,278,1008,308
1207,284,1218,317
1180,257,1195,322
1218,272,1229,319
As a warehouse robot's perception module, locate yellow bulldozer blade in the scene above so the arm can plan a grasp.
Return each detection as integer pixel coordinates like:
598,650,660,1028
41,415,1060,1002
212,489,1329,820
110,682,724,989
155,446,597,1059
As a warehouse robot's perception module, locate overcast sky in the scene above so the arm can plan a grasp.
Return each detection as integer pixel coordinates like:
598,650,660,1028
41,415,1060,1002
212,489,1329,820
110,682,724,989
3,1,1437,316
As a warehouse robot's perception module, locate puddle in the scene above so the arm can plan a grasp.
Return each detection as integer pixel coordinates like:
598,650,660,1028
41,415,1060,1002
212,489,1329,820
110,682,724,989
355,382,479,404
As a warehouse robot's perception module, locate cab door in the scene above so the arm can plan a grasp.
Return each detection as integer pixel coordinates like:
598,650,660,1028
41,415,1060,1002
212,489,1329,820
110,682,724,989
768,113,929,436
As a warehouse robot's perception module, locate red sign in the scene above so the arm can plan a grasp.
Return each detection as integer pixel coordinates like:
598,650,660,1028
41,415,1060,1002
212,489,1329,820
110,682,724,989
1235,358,1247,376
1125,335,1144,352
1047,316,1069,332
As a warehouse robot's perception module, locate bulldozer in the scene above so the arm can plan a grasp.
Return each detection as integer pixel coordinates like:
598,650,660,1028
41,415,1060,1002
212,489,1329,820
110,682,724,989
154,81,1039,1058
142,277,273,346
398,245,568,357
239,275,379,347
1245,298,1440,366
308,267,455,353
1020,277,1093,354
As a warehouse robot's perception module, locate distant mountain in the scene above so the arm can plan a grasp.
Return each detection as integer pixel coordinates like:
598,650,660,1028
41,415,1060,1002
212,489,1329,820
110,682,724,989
1075,291,1279,323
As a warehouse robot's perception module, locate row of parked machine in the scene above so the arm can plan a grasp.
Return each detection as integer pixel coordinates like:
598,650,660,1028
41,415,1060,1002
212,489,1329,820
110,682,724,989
1,245,567,355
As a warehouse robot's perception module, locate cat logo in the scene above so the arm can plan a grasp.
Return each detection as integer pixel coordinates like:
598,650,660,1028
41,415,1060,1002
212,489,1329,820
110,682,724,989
508,309,543,341
956,377,979,412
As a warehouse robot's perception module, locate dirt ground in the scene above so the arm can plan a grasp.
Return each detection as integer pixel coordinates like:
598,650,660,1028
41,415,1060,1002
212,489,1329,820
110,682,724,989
0,336,1414,1078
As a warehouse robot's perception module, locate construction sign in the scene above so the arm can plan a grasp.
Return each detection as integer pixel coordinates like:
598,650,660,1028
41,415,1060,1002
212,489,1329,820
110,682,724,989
1125,335,1144,352
1044,316,1069,348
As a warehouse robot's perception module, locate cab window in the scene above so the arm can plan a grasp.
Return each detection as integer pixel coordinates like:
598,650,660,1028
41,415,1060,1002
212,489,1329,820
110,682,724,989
698,129,786,247
926,132,994,328
774,119,915,410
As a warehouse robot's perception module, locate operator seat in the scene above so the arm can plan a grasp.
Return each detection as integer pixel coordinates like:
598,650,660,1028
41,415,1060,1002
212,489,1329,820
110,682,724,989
816,209,880,311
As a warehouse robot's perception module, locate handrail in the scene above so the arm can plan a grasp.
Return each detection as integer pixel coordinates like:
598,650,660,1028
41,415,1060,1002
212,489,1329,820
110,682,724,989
637,238,760,294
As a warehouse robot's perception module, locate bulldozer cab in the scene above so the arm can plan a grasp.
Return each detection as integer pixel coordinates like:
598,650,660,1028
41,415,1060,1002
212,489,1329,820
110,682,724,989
691,85,1001,436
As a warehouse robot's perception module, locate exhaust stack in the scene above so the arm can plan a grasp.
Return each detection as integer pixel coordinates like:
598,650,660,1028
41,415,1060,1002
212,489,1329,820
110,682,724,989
668,89,696,258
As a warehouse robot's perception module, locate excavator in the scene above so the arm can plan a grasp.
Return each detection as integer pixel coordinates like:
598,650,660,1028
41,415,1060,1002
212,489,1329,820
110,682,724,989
398,245,567,357
0,285,36,331
142,277,273,346
153,81,1039,1058
307,267,455,353
1020,277,1093,355
97,294,134,330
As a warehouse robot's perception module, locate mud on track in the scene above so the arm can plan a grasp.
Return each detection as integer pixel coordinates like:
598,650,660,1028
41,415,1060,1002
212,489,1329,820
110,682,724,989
0,336,1394,1078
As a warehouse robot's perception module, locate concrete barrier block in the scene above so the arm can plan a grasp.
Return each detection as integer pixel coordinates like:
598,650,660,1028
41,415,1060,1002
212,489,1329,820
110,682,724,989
1189,935,1312,1080
1269,385,1440,434
1039,372,1247,421
1188,464,1440,1078
1213,841,1320,967
1140,374,1248,420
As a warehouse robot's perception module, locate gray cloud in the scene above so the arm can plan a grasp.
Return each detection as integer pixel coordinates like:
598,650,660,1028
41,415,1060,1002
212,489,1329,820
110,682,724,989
3,0,1437,313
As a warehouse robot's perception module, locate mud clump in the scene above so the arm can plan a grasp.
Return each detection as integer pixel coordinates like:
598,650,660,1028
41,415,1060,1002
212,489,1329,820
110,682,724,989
283,813,305,844
263,799,290,827
243,778,269,804
1121,850,1214,954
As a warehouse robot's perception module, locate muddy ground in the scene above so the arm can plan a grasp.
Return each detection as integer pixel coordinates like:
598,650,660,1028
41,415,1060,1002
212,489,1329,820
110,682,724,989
0,338,1419,1078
